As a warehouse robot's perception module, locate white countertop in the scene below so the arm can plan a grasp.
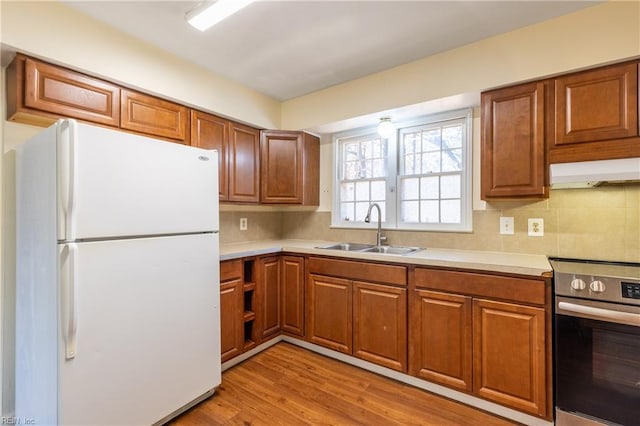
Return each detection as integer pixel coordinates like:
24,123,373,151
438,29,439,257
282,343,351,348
220,239,552,277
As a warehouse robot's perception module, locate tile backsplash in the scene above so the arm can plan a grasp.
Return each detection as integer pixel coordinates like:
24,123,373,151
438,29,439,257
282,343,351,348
220,185,640,263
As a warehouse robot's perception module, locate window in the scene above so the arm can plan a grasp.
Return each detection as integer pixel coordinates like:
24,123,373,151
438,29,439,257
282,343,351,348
333,109,472,232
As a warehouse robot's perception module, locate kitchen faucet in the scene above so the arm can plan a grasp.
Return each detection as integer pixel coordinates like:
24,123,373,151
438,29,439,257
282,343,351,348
364,203,387,247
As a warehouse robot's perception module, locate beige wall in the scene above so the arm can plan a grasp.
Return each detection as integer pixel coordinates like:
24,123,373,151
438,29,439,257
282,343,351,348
283,1,640,131
0,1,281,129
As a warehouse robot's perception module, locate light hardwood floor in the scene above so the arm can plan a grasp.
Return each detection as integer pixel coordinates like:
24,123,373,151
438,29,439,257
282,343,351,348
169,342,518,425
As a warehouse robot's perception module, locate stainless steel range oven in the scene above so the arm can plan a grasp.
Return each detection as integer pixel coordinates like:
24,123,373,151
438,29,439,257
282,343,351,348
550,258,640,426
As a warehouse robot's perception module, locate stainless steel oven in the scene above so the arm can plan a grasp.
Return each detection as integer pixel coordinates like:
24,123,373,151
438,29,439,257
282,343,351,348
551,258,640,426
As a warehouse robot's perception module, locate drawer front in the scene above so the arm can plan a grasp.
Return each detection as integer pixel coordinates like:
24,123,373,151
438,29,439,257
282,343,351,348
308,257,407,286
414,267,545,305
220,259,242,282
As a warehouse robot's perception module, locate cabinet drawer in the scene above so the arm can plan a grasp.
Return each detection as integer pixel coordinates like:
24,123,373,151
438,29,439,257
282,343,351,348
220,259,242,282
308,257,407,286
414,268,545,305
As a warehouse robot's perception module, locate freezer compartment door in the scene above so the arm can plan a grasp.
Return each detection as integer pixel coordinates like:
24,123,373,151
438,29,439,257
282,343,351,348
56,119,219,241
59,233,221,425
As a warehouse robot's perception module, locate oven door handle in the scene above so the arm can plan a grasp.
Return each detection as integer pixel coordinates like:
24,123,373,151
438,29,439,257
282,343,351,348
558,301,640,327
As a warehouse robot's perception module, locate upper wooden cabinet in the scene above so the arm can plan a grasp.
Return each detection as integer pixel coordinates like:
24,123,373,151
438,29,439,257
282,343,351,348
190,110,229,200
481,81,548,200
550,61,640,163
120,89,188,143
260,131,320,205
228,122,261,203
6,54,120,127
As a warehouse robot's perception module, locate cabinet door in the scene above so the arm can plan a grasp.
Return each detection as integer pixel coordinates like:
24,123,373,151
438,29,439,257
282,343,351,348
555,62,638,145
228,122,260,203
481,82,547,199
260,131,303,203
281,256,305,336
220,260,243,362
191,110,229,200
257,256,281,340
220,278,243,362
120,89,188,142
353,281,407,372
473,299,546,417
9,55,120,127
410,290,472,392
307,274,352,354
551,61,639,162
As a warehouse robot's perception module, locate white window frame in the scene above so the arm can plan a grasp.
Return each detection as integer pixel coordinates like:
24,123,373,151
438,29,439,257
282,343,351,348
331,108,472,232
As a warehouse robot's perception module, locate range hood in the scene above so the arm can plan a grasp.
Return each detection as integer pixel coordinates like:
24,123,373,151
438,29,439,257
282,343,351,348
550,158,640,189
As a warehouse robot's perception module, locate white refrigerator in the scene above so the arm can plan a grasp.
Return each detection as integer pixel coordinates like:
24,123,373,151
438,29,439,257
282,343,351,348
15,119,221,425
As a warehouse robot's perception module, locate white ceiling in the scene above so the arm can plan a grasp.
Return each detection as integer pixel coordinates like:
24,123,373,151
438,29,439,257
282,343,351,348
63,0,601,102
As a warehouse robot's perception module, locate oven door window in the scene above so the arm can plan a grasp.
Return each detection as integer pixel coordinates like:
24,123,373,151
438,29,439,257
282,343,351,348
556,314,640,425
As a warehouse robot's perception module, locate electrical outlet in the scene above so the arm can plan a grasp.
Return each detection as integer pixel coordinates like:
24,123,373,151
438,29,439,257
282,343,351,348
240,217,248,231
500,217,514,235
528,218,544,237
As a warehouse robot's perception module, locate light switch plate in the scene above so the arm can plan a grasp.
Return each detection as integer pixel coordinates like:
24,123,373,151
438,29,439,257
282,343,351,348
528,218,544,236
500,217,514,235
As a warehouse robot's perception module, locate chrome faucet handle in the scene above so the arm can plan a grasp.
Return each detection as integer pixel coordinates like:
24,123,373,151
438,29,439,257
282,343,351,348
379,234,388,244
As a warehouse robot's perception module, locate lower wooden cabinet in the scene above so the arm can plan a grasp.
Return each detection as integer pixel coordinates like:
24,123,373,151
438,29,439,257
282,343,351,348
281,256,305,336
307,274,353,354
257,256,281,340
473,298,546,417
411,267,550,418
410,290,472,392
306,258,408,372
219,260,243,362
353,281,407,371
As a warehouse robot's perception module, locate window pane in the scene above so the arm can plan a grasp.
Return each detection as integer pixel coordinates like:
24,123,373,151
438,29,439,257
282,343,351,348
441,175,460,198
441,199,461,223
344,143,359,161
372,139,382,157
404,154,417,175
421,176,439,199
341,202,354,222
402,178,419,200
355,202,370,223
423,129,441,152
361,140,373,159
401,201,419,223
420,200,439,223
442,125,462,149
422,151,440,173
355,181,370,201
442,149,462,172
372,159,386,177
403,132,419,154
343,161,359,180
340,182,355,201
371,180,386,201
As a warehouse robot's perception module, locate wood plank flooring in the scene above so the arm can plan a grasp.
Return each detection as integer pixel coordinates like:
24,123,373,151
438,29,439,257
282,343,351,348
169,342,518,425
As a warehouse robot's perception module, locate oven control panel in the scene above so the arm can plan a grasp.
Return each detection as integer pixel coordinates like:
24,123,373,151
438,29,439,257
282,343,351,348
622,282,640,300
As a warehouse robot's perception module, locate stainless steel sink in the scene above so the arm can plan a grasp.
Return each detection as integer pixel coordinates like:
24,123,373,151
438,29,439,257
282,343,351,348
316,242,423,256
362,246,423,256
316,242,374,251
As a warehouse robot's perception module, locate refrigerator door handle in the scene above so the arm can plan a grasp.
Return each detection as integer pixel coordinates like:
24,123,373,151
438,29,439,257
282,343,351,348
61,243,79,359
57,119,78,242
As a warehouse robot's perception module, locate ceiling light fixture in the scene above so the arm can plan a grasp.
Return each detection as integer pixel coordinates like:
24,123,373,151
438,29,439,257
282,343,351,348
377,117,394,139
186,0,256,32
